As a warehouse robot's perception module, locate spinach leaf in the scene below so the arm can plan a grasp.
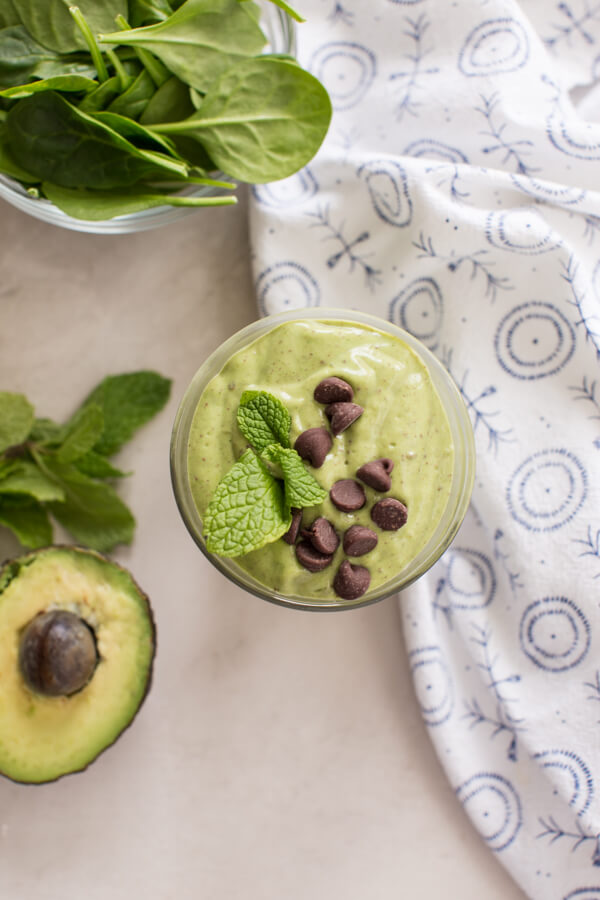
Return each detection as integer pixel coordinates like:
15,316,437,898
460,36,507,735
139,74,194,124
78,75,122,112
42,182,237,219
0,25,62,88
106,68,155,118
151,57,332,182
7,91,189,188
0,129,39,182
0,0,20,29
94,109,181,156
128,0,173,27
0,75,98,99
99,0,267,92
16,0,128,55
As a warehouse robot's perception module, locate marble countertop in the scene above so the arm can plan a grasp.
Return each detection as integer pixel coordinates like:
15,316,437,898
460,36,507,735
0,196,526,899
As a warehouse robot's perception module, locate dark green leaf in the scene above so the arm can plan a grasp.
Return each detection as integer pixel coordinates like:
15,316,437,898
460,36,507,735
151,57,332,182
0,497,53,548
78,75,123,112
128,0,173,27
0,1,20,29
16,0,128,54
0,128,38,182
0,391,35,452
42,181,236,219
56,403,104,463
74,450,128,479
99,0,267,93
29,417,64,443
80,370,172,456
6,91,189,188
0,461,66,502
94,109,181,156
139,74,194,124
44,459,135,551
0,25,61,88
106,68,155,119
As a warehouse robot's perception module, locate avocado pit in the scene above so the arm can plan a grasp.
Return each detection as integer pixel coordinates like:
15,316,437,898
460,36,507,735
19,609,98,697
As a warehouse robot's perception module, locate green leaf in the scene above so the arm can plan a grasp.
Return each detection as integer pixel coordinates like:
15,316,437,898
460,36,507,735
0,127,38,182
0,25,62,88
237,390,291,451
29,417,64,443
73,450,128,479
44,458,135,551
262,0,305,23
0,1,20,29
203,448,290,556
6,91,189,188
150,57,332,182
262,444,327,510
0,460,66,502
128,0,173,27
41,181,236,219
56,403,104,463
16,0,128,55
0,74,98,99
139,74,194,124
0,391,35,452
80,370,172,456
78,74,122,112
0,497,53,548
106,68,155,119
94,109,181,157
99,0,267,93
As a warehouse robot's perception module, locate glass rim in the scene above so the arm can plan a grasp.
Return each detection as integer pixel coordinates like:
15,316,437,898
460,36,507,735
170,307,476,611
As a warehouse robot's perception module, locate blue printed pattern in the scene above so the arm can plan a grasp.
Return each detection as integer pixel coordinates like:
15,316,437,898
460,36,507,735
248,1,600,897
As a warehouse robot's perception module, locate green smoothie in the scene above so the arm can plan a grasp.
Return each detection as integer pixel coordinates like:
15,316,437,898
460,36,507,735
186,319,454,600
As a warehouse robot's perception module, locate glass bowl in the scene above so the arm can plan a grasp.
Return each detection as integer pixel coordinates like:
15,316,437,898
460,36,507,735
170,308,476,611
0,3,294,234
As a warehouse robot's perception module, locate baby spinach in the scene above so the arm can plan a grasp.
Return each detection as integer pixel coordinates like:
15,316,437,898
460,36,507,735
93,109,181,157
0,74,97,99
139,75,194,124
106,69,156,118
43,181,236,219
129,0,174,27
0,25,63,88
151,57,332,182
99,0,267,92
0,0,20,30
16,0,128,55
7,91,188,188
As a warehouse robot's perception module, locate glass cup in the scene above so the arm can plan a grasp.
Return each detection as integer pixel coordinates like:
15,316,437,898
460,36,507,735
0,3,294,234
170,308,476,611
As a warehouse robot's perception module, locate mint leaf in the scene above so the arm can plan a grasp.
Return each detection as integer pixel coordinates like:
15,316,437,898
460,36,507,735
204,448,291,557
0,392,35,452
0,461,65,502
262,444,327,510
80,371,172,456
29,418,64,443
237,390,291,452
0,498,53,548
74,451,128,479
56,403,104,462
43,459,135,552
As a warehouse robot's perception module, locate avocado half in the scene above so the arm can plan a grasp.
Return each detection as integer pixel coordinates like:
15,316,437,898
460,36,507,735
0,545,155,784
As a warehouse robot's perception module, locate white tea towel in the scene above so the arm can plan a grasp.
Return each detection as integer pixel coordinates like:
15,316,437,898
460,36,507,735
249,1,600,898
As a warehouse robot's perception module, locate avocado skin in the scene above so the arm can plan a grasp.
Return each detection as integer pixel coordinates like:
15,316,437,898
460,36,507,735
0,545,156,785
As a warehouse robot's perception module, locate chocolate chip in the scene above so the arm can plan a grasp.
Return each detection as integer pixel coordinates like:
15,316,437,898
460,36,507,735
295,540,334,572
343,525,378,557
371,498,408,531
282,508,303,545
356,458,394,492
333,560,371,600
302,517,339,555
314,376,354,404
294,427,332,468
329,479,366,512
325,402,364,436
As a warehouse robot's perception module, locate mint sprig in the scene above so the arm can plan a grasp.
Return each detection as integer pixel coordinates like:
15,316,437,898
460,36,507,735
203,391,326,558
0,371,171,552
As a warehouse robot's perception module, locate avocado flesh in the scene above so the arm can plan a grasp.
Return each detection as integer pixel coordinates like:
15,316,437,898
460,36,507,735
0,546,155,784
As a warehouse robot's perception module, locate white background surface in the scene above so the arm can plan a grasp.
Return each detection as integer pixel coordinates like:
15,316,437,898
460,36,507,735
0,196,525,899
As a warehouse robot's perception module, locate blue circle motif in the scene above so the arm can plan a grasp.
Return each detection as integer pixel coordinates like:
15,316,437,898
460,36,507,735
485,208,562,254
255,262,320,317
358,158,413,227
507,449,587,533
533,749,594,816
389,277,442,349
444,548,497,610
410,646,454,727
458,19,529,77
494,301,576,380
564,891,600,900
456,773,522,851
547,108,600,160
252,168,318,209
509,174,586,206
309,42,376,110
403,139,469,164
520,597,591,672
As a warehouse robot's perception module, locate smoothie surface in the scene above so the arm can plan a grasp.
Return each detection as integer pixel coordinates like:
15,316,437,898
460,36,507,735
187,319,454,600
